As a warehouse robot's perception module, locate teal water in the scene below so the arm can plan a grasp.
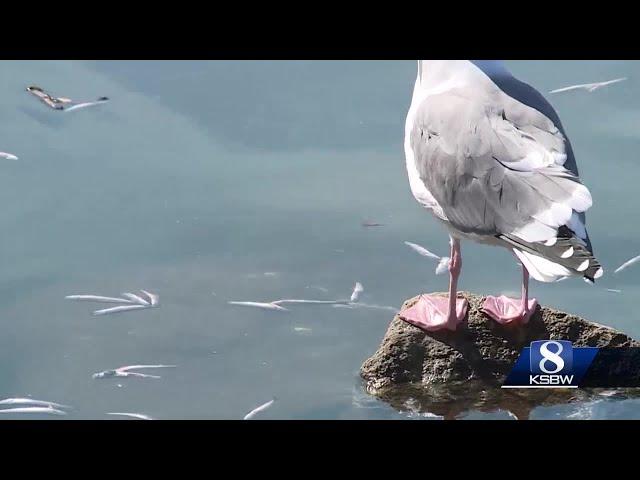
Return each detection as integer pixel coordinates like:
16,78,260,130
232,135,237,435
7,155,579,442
0,60,638,419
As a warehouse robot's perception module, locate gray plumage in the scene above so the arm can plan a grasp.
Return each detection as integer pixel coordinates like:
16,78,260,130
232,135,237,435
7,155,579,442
407,61,601,282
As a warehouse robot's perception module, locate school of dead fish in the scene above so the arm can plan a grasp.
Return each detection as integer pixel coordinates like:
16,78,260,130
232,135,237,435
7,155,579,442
1,74,639,420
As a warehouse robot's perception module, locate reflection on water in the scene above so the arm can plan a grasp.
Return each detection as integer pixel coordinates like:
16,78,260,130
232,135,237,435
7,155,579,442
1,60,640,419
361,380,640,420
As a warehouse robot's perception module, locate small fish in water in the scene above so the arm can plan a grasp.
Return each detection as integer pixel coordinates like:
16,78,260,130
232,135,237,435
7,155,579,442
273,282,363,307
435,257,451,275
305,285,329,293
26,85,109,111
106,412,153,420
606,289,622,294
350,282,364,303
273,299,342,305
362,221,384,228
615,255,640,274
549,77,627,94
404,241,451,275
66,295,136,304
67,290,159,316
0,406,67,416
228,301,289,312
344,303,398,313
93,304,149,316
140,290,159,306
0,397,71,410
243,398,277,420
63,98,110,112
404,241,441,260
93,364,176,379
293,327,312,333
121,292,150,306
0,152,18,161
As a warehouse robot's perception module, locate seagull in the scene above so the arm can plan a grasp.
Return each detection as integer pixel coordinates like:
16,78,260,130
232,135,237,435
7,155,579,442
0,152,18,161
92,364,176,379
106,412,153,420
549,77,627,94
0,397,71,410
243,398,276,420
401,60,601,332
26,85,109,111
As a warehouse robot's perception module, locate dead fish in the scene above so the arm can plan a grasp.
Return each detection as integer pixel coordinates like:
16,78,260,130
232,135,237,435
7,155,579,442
404,241,441,260
435,257,451,275
404,241,451,275
64,98,110,112
549,77,627,94
93,365,176,379
228,301,289,312
273,299,343,305
93,305,149,316
0,397,71,410
0,152,18,161
66,295,135,304
350,282,364,302
140,290,159,306
121,292,150,306
106,412,153,420
243,398,276,420
0,406,67,415
614,255,640,274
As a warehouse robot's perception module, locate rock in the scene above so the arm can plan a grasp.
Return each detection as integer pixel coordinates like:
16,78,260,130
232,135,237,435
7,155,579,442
360,292,640,419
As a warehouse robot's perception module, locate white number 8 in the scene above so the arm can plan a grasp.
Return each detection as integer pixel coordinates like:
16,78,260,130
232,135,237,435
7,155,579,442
539,341,565,374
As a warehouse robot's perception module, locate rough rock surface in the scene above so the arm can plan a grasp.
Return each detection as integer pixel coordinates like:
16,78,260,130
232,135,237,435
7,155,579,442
360,292,640,419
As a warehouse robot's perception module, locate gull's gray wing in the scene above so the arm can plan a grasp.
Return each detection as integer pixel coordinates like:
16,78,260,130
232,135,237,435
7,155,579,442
477,68,593,252
410,84,601,281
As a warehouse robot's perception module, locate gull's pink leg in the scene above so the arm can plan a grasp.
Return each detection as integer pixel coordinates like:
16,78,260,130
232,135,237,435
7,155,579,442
399,237,468,332
482,265,538,326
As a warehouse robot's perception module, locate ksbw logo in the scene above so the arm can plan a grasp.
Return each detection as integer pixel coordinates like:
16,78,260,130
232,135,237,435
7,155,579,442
528,340,574,386
503,340,598,389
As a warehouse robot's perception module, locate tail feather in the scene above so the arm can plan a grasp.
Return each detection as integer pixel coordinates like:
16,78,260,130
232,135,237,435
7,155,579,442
499,225,602,283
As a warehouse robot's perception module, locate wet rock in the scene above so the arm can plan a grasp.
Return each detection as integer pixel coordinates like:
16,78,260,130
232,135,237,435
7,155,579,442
360,292,640,419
